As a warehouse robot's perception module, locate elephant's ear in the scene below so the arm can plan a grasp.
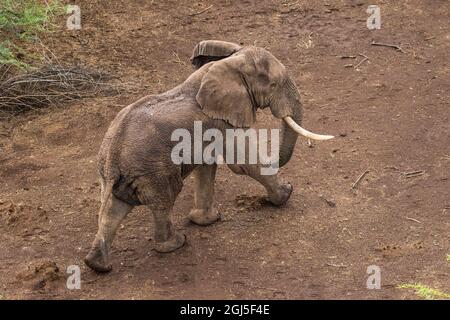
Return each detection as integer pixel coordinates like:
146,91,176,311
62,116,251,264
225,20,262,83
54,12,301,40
196,54,256,128
190,40,242,69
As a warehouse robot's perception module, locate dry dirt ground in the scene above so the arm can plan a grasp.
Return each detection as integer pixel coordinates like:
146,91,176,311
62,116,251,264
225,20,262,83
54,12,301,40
0,0,449,299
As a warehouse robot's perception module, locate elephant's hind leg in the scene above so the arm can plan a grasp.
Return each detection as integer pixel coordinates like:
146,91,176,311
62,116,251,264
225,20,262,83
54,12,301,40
85,194,133,272
151,207,186,253
131,175,185,253
188,164,221,226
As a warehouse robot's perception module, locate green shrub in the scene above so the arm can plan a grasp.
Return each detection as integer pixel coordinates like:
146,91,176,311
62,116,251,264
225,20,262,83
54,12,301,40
0,0,65,68
398,283,450,300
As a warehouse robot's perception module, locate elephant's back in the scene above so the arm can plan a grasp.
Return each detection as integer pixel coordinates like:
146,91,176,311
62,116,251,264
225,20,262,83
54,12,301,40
97,89,204,205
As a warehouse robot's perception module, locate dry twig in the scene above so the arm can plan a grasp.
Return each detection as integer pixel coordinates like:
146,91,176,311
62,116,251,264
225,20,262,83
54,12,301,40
403,170,425,178
326,263,348,268
171,51,189,68
352,170,369,189
0,64,121,118
354,53,369,69
405,217,422,224
189,4,213,16
371,41,405,53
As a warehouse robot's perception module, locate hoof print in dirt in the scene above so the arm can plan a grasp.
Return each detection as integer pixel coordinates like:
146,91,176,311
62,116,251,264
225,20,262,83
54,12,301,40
16,260,61,291
235,194,267,212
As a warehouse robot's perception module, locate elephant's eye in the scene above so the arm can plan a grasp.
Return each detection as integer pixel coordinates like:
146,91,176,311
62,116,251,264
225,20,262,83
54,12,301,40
270,82,277,90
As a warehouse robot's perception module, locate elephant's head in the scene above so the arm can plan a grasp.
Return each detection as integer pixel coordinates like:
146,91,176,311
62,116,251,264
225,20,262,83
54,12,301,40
192,40,334,168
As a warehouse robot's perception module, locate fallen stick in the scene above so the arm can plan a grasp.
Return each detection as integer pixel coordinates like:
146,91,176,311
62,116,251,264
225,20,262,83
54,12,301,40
405,217,421,224
171,51,188,68
353,58,367,69
352,170,369,189
358,53,369,59
403,170,425,178
354,53,369,69
189,4,213,16
371,41,405,53
326,263,348,268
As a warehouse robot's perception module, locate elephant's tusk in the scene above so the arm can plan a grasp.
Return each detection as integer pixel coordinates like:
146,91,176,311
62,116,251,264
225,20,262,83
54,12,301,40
283,116,334,141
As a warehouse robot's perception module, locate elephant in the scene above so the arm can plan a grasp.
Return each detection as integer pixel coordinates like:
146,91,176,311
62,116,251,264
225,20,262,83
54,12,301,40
84,40,334,272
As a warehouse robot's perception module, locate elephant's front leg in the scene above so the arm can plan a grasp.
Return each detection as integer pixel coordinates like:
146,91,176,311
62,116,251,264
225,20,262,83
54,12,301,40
228,164,292,206
189,164,221,225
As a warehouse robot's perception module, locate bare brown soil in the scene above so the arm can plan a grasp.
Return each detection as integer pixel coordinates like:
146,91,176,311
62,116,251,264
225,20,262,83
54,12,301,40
0,0,449,299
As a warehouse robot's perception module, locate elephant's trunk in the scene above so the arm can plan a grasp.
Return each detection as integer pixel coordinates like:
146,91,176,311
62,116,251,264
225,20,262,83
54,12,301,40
272,76,334,168
278,105,302,168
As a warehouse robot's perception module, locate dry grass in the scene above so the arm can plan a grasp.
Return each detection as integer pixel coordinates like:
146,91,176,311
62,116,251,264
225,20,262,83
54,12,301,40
0,64,122,119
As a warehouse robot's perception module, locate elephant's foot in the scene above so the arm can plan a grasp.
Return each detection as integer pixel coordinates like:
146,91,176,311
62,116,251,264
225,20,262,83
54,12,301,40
189,208,220,226
154,231,186,253
268,182,293,206
84,240,112,273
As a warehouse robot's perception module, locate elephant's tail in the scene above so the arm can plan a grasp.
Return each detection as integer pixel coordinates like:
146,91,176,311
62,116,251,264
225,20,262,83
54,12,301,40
98,180,114,220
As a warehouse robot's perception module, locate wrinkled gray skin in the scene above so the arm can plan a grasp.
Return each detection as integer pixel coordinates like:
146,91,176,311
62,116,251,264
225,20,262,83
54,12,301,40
84,42,303,272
